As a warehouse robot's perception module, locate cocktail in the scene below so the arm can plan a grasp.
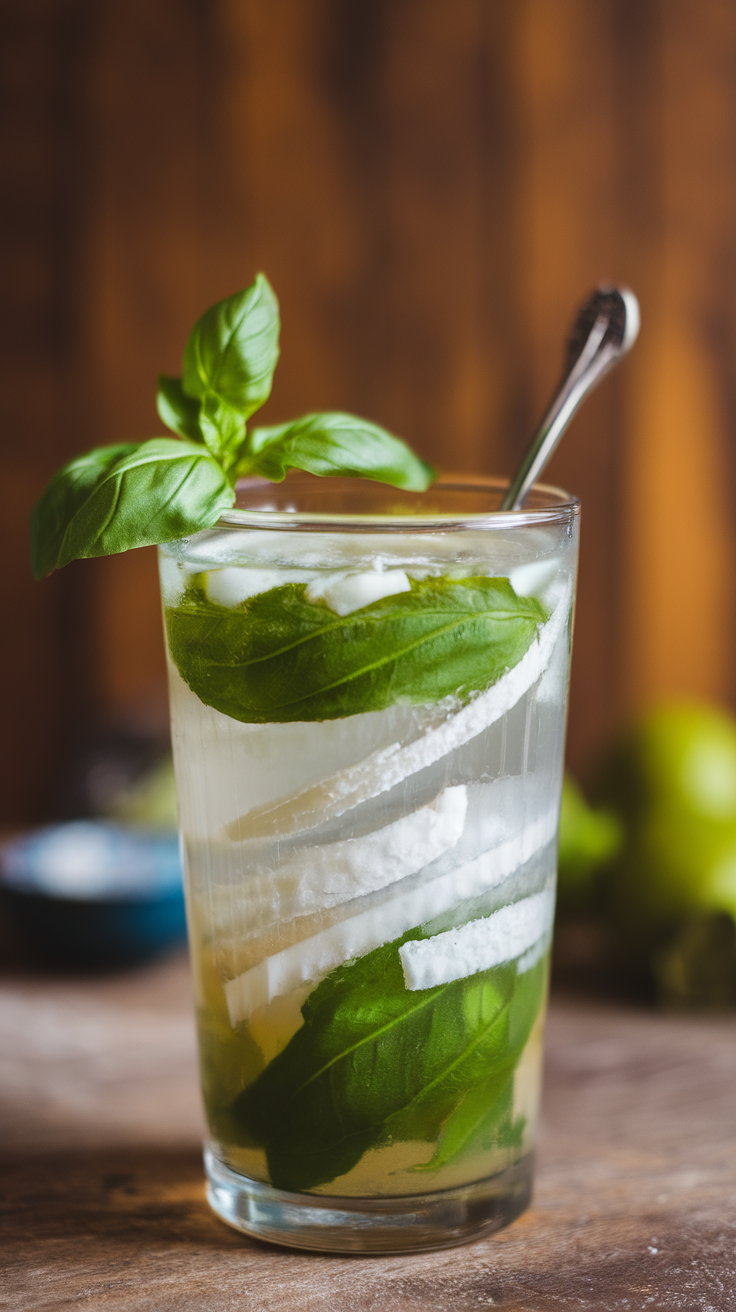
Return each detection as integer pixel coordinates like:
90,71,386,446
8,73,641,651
31,276,578,1253
160,474,578,1251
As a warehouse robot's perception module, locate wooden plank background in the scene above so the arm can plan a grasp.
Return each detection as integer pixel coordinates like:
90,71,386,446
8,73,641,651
2,0,736,824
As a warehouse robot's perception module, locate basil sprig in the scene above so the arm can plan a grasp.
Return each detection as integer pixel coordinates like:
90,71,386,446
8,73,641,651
31,274,436,578
229,927,545,1193
165,577,546,724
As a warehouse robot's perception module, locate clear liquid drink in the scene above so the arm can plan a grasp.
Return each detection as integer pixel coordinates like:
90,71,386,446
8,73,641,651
159,474,579,1252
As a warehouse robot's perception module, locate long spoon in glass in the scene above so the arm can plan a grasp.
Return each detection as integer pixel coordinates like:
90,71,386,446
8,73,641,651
501,286,640,511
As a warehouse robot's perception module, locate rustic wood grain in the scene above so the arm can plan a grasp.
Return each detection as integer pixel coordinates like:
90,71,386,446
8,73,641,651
5,1,736,823
0,0,100,823
621,0,736,713
2,954,735,1311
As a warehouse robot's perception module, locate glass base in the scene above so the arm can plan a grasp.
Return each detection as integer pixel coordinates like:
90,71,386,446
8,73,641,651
204,1146,534,1255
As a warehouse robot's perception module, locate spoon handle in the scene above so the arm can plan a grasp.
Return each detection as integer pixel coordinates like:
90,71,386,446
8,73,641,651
501,287,639,512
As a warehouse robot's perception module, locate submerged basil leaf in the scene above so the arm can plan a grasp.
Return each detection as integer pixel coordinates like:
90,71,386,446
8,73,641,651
416,961,546,1173
421,1076,525,1174
232,927,546,1193
156,375,204,441
241,411,436,491
182,273,280,420
165,576,545,723
30,439,235,578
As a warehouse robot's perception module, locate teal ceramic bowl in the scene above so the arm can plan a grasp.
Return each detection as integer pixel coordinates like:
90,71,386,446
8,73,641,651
0,822,186,968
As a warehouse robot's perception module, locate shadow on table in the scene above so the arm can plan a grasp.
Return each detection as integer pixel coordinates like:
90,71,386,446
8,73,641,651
1,1145,249,1251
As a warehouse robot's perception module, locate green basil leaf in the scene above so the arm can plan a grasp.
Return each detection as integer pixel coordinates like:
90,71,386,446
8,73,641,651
421,1075,525,1174
165,577,546,723
30,438,235,578
182,274,279,419
416,956,546,1173
156,375,204,441
199,393,247,469
232,927,545,1193
241,411,436,491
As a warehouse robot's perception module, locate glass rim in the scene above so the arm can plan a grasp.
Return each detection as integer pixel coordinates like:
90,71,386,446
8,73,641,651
216,474,580,534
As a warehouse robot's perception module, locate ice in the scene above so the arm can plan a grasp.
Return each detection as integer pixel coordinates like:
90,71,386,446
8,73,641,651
205,567,316,607
305,570,411,615
224,806,557,1024
161,526,563,575
158,554,187,606
236,785,467,935
223,585,571,842
509,557,561,603
399,888,555,990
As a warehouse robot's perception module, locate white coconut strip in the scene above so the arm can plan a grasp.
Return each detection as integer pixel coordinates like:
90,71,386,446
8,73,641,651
239,785,468,936
224,807,557,1025
399,888,556,991
224,586,570,843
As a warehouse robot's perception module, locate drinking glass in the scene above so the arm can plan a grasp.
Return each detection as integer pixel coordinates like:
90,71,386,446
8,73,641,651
159,474,579,1253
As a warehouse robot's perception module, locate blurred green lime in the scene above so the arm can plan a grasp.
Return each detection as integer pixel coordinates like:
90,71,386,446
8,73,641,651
598,701,736,995
601,702,736,824
557,776,622,911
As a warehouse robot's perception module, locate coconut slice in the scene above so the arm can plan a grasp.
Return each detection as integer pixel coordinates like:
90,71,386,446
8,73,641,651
398,888,555,990
223,806,557,1025
239,785,467,935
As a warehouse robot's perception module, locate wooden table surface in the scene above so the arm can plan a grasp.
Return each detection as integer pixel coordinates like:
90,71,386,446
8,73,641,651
2,949,736,1312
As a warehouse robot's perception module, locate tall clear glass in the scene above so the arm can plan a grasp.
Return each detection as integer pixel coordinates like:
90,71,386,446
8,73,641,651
159,474,579,1253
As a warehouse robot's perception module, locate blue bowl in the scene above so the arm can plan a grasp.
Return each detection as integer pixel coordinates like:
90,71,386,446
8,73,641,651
0,822,187,968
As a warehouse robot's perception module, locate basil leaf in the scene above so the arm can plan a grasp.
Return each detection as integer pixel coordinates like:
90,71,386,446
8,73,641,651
182,273,279,420
233,928,545,1193
199,394,247,470
421,1076,525,1174
165,577,546,723
30,439,235,578
416,957,546,1173
156,375,204,441
241,411,436,491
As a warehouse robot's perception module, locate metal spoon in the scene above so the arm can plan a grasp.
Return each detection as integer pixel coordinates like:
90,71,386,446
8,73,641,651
500,285,640,511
